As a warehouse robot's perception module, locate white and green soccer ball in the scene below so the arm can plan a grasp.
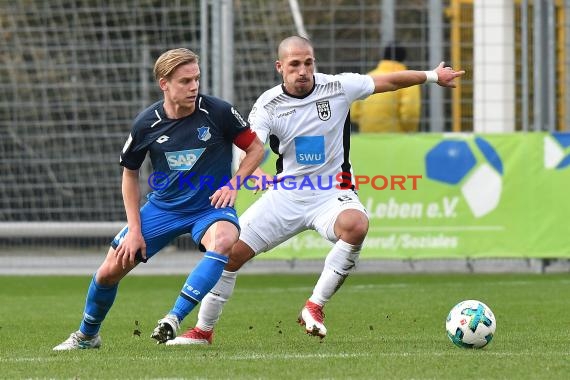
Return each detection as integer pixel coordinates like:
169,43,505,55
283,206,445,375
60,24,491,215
446,299,496,349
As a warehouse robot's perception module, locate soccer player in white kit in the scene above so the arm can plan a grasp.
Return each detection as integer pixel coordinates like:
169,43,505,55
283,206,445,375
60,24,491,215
159,36,465,344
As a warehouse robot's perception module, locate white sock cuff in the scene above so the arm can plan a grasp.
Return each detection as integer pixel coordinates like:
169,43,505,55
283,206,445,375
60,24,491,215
336,239,362,253
222,270,238,279
324,239,361,276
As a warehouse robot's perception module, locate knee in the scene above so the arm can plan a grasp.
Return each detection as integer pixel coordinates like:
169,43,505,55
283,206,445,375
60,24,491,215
226,240,255,271
351,217,369,240
202,221,239,254
211,233,238,255
95,249,128,286
95,265,120,287
335,212,369,245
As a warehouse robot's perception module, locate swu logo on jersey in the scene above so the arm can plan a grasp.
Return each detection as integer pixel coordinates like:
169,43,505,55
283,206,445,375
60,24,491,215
316,100,331,121
197,126,211,142
294,136,325,165
165,148,206,170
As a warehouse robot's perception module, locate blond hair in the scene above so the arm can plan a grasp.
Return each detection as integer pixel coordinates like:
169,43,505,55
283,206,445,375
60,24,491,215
153,48,199,81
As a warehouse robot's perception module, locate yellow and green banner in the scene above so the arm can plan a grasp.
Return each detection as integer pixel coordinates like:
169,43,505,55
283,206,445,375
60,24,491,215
236,132,570,259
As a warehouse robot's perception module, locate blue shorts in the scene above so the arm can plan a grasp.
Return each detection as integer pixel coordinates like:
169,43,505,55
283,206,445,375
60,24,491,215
110,201,239,262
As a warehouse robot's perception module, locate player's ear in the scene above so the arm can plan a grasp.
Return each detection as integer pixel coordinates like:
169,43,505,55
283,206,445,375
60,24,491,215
158,77,168,91
275,61,283,74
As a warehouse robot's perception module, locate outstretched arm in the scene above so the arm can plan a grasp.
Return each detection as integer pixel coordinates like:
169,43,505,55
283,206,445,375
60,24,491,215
371,62,465,93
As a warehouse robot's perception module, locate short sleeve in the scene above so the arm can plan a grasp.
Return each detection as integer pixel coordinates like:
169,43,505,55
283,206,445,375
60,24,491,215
338,73,375,102
119,129,147,170
247,101,270,144
215,101,250,143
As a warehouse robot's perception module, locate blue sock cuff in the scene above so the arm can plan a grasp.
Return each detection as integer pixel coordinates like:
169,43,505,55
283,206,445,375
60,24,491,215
92,274,118,290
204,251,229,264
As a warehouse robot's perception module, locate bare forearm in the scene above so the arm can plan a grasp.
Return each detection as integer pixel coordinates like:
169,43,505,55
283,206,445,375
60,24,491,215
229,138,264,188
372,62,465,93
372,71,427,93
121,169,142,233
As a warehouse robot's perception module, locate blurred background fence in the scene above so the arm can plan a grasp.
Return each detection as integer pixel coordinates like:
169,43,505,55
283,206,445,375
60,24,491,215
0,0,568,252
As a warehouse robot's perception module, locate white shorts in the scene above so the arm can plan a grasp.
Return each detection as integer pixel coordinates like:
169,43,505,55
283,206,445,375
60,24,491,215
238,188,367,255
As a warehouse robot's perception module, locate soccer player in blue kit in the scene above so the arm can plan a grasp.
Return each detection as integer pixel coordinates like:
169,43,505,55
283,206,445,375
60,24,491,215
53,48,264,350
159,36,464,345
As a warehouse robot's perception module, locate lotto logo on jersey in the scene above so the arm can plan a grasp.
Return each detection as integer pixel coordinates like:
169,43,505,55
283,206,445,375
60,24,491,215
294,136,325,165
165,148,206,170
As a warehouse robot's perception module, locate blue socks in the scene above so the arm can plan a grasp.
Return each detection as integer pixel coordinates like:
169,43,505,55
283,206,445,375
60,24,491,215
76,251,228,336
169,251,228,322
79,275,118,336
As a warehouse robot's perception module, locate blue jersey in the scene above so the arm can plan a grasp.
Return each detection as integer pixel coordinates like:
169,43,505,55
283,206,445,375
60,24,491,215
120,94,250,212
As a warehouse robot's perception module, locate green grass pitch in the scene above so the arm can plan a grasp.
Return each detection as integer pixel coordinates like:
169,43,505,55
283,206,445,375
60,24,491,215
1,273,569,379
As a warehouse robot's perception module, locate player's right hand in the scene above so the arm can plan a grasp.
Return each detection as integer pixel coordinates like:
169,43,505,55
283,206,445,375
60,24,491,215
114,230,146,269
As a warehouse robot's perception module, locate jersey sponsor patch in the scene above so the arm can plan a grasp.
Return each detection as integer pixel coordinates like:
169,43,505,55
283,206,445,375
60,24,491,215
316,100,331,121
165,148,206,170
294,136,325,165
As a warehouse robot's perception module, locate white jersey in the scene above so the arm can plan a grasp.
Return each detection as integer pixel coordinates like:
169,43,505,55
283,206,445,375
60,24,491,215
249,72,374,186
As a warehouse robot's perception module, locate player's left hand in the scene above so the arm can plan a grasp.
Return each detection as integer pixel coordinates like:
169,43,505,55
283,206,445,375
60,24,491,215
210,185,237,208
433,61,465,88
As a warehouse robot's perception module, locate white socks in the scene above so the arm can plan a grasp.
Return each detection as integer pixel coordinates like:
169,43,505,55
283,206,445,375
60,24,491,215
309,239,361,306
196,270,238,331
195,240,361,330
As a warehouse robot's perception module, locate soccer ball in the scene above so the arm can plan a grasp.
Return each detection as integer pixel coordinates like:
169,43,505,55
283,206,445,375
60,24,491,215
445,299,496,349
425,136,503,218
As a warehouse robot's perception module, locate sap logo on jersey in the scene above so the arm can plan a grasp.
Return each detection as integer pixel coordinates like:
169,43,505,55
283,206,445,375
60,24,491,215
165,148,206,170
294,136,325,165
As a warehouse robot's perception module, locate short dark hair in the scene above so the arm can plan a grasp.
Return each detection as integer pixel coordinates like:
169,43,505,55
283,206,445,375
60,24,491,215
383,44,406,62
